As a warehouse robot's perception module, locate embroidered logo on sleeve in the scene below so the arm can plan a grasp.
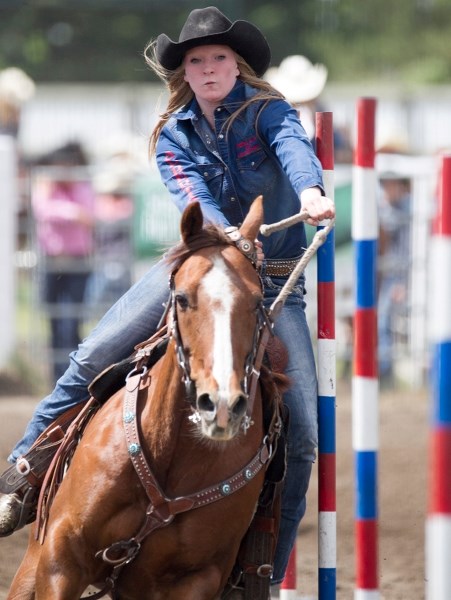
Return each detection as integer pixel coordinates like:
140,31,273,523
165,151,198,203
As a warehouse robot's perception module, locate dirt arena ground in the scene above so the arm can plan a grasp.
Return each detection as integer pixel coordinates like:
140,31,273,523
0,381,428,599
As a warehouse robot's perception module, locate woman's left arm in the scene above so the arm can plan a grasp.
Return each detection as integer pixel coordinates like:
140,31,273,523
258,100,335,225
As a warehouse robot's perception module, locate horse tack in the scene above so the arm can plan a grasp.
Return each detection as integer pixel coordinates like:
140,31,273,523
0,401,93,496
167,265,275,418
123,368,279,513
35,397,101,543
90,317,282,600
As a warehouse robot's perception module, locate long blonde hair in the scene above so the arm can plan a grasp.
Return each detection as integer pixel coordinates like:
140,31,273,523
144,40,284,157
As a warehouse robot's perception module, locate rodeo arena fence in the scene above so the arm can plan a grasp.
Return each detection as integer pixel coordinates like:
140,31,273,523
1,93,451,599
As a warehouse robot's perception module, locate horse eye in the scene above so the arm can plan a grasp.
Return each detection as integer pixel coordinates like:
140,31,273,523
175,293,189,311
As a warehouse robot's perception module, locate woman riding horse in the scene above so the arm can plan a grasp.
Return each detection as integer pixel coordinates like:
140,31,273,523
0,5,335,594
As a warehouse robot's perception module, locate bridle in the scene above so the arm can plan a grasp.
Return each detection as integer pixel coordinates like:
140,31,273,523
166,267,275,424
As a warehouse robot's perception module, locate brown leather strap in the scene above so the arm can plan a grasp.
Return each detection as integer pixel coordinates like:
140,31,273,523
0,402,88,494
123,370,274,521
239,481,283,600
123,371,168,509
246,324,272,419
35,397,100,543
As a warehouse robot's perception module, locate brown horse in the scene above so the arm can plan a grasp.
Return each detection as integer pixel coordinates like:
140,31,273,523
8,196,285,600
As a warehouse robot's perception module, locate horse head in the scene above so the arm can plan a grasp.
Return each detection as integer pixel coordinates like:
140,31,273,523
168,196,266,441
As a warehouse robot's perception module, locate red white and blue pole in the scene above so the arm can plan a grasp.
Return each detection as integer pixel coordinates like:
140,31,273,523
280,547,297,600
352,97,380,600
279,112,337,600
426,154,451,600
316,111,337,600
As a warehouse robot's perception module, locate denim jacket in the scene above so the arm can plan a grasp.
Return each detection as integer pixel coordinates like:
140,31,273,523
156,80,324,260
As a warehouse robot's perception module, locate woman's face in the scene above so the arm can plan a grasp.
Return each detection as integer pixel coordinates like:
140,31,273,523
183,45,239,105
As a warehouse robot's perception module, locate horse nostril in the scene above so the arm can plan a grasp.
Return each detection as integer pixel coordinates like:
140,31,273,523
232,395,247,418
197,393,215,413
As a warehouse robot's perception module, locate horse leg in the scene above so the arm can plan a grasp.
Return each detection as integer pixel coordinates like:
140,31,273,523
155,567,225,600
35,568,88,600
33,540,90,600
7,531,40,600
8,564,36,600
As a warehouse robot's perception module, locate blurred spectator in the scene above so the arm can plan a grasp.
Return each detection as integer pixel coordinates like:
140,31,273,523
377,170,412,386
86,165,134,315
0,67,36,250
0,67,35,139
31,141,96,383
264,55,352,163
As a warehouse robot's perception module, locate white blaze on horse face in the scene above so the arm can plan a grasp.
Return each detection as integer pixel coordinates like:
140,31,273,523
201,256,235,398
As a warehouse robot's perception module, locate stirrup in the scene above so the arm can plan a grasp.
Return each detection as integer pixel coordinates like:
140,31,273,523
0,401,89,495
0,428,65,494
14,486,39,530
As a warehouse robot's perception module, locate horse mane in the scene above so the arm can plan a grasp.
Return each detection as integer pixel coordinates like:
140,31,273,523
164,223,233,272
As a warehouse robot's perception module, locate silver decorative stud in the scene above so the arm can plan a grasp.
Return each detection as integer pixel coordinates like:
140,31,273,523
128,443,141,455
221,483,232,495
123,411,135,424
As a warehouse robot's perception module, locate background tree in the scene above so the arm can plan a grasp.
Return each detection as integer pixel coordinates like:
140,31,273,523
1,0,451,85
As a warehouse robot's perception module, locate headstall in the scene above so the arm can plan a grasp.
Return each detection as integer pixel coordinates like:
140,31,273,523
166,267,274,425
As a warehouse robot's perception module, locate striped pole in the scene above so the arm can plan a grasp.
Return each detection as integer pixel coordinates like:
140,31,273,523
279,112,336,600
280,546,297,600
316,111,337,600
425,154,451,600
352,97,379,600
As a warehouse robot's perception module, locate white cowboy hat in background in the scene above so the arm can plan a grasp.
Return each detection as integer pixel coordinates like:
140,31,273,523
0,67,35,107
264,55,328,104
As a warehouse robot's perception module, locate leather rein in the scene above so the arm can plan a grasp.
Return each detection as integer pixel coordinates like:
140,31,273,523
85,272,281,600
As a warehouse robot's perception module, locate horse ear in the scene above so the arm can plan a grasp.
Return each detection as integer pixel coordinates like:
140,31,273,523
239,195,264,241
180,201,204,242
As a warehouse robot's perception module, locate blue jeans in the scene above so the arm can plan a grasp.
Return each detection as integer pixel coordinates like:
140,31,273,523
262,276,318,583
9,263,318,583
9,258,171,462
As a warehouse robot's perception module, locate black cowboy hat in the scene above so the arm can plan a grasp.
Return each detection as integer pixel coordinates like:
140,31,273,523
156,6,271,77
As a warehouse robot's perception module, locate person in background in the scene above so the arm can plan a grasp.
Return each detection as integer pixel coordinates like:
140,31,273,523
0,67,36,250
377,170,412,386
0,7,334,597
86,166,134,316
0,67,35,139
264,55,352,163
31,141,96,383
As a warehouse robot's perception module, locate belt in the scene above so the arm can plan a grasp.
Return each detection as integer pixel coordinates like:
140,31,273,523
264,256,301,278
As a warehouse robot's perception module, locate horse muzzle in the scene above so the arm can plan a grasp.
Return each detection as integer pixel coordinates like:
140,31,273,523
196,391,248,440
